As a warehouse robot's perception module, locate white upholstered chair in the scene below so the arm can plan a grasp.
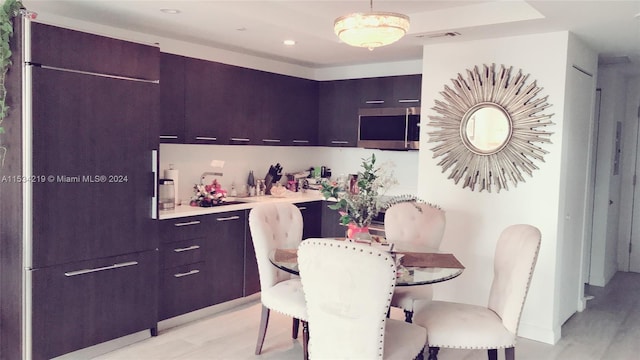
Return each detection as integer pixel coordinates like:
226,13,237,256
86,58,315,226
413,224,542,360
298,238,427,360
249,203,308,359
384,202,446,322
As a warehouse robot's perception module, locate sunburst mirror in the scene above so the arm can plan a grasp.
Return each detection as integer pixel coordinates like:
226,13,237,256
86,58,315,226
428,64,554,192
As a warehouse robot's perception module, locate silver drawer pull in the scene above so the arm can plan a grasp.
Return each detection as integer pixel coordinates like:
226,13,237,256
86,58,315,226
230,137,250,142
174,220,201,227
398,99,420,103
292,140,309,144
159,135,178,139
331,140,349,144
195,136,217,141
262,139,281,143
174,269,200,278
216,215,240,221
365,100,385,104
298,206,307,210
174,245,200,252
65,261,139,277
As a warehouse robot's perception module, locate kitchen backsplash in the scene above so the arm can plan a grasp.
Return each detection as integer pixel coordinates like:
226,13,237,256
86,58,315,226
159,144,419,204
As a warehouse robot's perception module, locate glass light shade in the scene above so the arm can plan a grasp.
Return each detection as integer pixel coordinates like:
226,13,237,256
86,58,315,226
334,12,410,50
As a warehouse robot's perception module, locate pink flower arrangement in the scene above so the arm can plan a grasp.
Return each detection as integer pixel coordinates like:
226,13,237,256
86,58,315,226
190,179,227,207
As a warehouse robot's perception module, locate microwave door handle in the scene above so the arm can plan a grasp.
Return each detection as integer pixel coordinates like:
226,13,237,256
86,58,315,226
404,109,409,149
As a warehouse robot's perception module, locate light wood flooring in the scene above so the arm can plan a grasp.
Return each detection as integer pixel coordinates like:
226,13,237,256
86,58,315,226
91,271,640,360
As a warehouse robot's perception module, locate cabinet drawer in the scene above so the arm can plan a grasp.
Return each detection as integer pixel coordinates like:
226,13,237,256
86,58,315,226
160,262,214,320
31,251,158,360
162,238,205,268
160,216,208,243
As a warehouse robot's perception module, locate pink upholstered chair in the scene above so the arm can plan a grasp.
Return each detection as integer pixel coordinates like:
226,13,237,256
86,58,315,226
298,238,427,360
384,202,446,322
413,224,542,360
249,203,308,359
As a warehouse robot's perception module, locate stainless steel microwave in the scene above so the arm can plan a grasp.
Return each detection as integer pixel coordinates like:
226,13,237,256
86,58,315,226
357,107,420,150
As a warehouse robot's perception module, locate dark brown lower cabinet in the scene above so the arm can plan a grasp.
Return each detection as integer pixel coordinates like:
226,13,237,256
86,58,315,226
321,201,347,238
30,250,158,360
297,201,322,240
160,262,214,320
209,211,246,304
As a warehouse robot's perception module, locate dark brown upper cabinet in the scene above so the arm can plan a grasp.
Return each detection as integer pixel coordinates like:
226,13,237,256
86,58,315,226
30,22,159,81
160,53,186,143
318,79,360,147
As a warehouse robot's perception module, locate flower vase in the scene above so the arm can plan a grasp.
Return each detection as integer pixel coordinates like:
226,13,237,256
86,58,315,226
347,223,372,242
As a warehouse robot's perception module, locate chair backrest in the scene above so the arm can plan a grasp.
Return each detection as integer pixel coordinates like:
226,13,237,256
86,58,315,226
384,202,446,251
488,224,541,334
249,202,304,291
298,239,397,360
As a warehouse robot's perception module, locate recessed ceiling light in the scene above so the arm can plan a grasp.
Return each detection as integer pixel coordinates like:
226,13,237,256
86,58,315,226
283,40,296,46
160,8,180,15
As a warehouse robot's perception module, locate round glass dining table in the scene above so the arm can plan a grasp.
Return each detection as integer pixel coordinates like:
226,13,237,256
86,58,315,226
269,243,464,287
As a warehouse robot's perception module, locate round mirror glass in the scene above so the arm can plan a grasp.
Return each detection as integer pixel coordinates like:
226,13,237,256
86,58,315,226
461,103,512,154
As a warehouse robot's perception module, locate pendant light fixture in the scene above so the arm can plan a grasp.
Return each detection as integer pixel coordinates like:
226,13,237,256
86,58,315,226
334,0,410,50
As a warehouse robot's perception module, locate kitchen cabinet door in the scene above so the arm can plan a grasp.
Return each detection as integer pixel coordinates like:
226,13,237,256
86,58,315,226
209,211,246,304
160,261,214,320
321,201,347,238
297,201,322,239
318,79,359,147
31,66,158,268
30,250,158,360
159,53,186,143
30,22,159,81
391,74,422,106
357,77,393,108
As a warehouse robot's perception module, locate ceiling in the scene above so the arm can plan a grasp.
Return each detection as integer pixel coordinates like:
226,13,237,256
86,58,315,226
22,0,640,71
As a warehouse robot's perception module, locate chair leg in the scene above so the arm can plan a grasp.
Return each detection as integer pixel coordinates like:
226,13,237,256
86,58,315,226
427,347,439,360
487,348,498,360
292,318,300,339
255,305,270,355
414,346,425,360
505,347,515,360
404,309,414,323
302,320,309,360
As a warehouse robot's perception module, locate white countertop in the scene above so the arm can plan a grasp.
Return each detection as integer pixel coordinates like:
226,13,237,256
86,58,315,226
158,192,326,220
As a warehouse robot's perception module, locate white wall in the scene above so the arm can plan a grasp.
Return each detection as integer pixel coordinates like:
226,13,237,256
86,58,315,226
617,74,640,271
592,67,625,285
419,32,579,344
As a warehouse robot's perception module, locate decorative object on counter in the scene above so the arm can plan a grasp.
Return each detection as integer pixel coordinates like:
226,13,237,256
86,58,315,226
190,179,227,207
270,183,287,197
320,154,397,241
247,170,255,196
428,63,554,193
264,163,282,195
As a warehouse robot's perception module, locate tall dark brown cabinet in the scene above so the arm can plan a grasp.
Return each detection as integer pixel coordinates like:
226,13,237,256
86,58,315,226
24,22,160,360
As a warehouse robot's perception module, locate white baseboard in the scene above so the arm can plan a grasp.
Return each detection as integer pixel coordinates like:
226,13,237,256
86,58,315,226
517,322,561,345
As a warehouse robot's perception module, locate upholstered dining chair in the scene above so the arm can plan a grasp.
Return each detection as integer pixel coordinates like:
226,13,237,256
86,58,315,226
384,202,446,322
413,224,542,360
298,238,427,360
249,203,308,359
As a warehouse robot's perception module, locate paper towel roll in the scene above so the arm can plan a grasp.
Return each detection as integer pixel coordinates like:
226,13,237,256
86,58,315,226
164,168,179,205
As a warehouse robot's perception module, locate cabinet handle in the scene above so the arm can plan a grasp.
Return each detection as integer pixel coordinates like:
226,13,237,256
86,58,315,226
292,140,309,144
195,136,217,141
216,215,240,221
365,100,385,104
174,220,201,227
64,261,139,277
174,269,200,278
230,137,250,142
262,139,281,143
159,135,178,139
398,99,420,103
331,140,349,144
173,245,201,252
298,206,307,210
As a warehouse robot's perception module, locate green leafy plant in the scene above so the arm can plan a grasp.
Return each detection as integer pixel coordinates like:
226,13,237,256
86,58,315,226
321,154,398,227
0,0,23,167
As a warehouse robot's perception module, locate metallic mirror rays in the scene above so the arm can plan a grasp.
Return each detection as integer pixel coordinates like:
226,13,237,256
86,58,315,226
428,64,554,193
